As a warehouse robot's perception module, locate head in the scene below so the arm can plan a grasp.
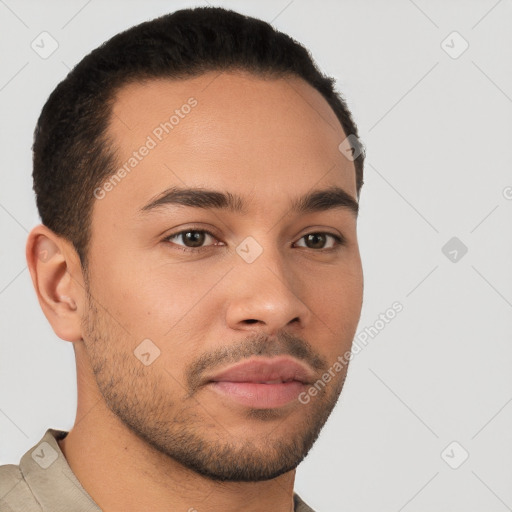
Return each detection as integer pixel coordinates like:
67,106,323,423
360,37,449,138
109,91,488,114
27,7,365,482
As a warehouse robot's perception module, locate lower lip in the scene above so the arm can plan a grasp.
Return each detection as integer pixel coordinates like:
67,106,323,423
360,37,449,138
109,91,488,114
207,381,306,409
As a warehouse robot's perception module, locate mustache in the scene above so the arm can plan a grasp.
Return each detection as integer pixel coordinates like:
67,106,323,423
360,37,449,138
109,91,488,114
186,330,328,394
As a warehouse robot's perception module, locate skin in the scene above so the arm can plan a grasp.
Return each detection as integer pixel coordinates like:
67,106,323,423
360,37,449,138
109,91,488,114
26,70,363,512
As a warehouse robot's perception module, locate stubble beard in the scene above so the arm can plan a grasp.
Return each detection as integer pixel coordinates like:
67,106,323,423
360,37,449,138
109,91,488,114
81,289,348,482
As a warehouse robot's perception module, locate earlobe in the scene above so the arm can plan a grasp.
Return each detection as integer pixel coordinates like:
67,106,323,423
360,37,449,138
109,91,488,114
26,225,84,342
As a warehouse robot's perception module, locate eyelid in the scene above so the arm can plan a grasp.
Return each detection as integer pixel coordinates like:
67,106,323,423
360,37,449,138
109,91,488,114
294,232,345,249
162,227,346,252
163,227,222,252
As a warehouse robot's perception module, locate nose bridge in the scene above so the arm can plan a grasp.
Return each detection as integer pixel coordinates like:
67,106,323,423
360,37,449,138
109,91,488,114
225,237,311,333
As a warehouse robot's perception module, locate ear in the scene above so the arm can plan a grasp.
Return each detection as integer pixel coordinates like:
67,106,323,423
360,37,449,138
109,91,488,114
26,224,86,342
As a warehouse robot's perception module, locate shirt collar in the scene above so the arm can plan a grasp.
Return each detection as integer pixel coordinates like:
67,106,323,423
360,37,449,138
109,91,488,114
20,428,314,511
19,428,101,511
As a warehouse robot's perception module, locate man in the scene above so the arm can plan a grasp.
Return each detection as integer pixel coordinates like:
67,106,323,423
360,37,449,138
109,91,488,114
1,6,365,511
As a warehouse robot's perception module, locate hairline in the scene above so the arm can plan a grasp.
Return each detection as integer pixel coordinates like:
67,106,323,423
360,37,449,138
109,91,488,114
80,68,361,273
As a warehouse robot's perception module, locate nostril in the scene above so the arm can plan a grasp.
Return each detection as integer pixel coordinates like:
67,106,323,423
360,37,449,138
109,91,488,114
244,319,258,324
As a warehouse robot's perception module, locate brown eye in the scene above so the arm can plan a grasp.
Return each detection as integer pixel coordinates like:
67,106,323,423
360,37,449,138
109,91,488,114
180,231,207,247
164,229,219,250
295,232,344,250
305,233,326,249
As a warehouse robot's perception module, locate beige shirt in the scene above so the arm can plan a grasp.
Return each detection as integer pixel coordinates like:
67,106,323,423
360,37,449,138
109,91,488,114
0,429,316,511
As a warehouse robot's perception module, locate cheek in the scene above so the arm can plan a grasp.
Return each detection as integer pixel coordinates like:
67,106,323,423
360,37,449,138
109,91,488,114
86,251,163,340
308,267,363,351
100,256,227,342
311,260,362,308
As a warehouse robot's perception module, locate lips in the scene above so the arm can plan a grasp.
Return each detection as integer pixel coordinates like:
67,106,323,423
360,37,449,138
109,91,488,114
205,357,316,409
208,357,314,384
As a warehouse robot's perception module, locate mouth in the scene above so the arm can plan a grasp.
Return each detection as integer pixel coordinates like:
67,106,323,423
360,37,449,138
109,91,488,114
205,357,315,409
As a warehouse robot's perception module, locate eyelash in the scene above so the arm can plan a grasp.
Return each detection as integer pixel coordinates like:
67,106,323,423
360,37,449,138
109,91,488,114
162,228,346,253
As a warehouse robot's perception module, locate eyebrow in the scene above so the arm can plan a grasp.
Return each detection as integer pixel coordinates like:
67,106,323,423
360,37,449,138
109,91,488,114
139,185,359,217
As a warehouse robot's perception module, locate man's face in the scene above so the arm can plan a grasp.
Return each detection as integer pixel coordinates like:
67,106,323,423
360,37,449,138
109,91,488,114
81,71,363,481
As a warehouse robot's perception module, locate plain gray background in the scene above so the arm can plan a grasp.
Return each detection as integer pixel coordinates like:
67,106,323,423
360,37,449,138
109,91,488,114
1,1,511,511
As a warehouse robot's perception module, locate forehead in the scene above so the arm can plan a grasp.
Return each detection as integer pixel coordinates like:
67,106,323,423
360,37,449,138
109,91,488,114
99,71,356,222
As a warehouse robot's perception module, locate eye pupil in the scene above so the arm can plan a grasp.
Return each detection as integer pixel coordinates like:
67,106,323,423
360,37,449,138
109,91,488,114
305,233,326,249
184,231,205,247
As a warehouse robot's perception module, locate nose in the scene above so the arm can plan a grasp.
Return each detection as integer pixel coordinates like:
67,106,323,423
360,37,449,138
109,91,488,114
225,249,312,336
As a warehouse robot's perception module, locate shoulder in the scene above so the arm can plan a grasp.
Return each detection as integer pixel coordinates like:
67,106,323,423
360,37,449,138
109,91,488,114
0,463,42,511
